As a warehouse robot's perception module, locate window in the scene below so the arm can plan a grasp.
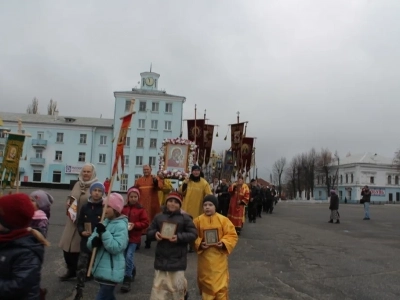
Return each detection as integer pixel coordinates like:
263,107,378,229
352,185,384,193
138,119,145,129
340,175,343,184
164,121,172,131
350,174,354,183
345,174,348,184
142,79,145,87
318,191,322,199
397,192,400,201
139,101,146,112
396,176,399,185
151,120,158,130
317,176,319,185
137,138,144,148
388,175,392,185
35,149,43,158
135,174,141,180
33,170,42,182
37,131,44,139
120,174,128,191
123,155,129,165
125,137,130,147
370,176,374,184
78,152,86,162
155,79,157,88
150,138,157,148
136,156,143,166
125,100,132,111
165,103,172,113
53,171,61,183
100,135,107,145
55,151,62,161
99,153,106,163
339,191,343,200
80,134,87,144
0,131,6,138
152,102,159,112
149,156,156,166
56,132,64,143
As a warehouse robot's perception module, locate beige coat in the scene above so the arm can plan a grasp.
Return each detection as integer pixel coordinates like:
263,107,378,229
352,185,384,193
58,181,91,253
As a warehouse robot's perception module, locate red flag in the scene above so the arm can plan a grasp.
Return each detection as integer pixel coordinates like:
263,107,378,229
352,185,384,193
112,114,133,175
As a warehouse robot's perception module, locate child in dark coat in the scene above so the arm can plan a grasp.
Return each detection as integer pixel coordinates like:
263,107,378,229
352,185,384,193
0,193,50,300
30,190,54,237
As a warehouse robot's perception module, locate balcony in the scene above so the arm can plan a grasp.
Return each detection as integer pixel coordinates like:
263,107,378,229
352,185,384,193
30,157,45,165
0,137,6,145
31,139,47,148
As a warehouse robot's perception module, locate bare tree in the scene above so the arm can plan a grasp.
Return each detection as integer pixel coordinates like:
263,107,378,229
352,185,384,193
26,97,39,114
47,99,58,115
317,148,334,198
273,157,287,198
285,157,297,199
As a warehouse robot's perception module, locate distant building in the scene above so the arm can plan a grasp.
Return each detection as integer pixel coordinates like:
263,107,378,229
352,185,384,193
314,153,400,203
0,71,186,192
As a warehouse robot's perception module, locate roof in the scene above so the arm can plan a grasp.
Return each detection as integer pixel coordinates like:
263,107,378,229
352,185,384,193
257,178,273,186
339,152,394,166
114,88,186,100
0,112,113,128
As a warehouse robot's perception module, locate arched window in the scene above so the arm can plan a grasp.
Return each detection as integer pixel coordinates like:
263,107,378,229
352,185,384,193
395,176,399,185
346,174,348,184
388,175,392,185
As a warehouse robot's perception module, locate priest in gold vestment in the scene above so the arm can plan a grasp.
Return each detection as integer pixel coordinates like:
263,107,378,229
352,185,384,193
194,195,238,300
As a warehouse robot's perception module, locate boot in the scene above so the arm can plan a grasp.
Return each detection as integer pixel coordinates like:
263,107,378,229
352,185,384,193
73,286,83,300
120,276,131,293
145,240,151,249
184,291,189,300
131,268,136,282
328,219,333,223
60,269,76,281
336,220,340,224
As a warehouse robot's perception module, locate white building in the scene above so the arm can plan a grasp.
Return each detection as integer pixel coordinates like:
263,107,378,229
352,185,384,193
314,153,400,203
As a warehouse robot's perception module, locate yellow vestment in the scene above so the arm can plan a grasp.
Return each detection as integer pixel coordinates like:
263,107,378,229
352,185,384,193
179,178,212,219
193,213,238,299
158,178,173,206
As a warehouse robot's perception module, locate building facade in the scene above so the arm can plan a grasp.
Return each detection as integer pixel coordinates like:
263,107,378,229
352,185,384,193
0,71,186,192
314,153,400,203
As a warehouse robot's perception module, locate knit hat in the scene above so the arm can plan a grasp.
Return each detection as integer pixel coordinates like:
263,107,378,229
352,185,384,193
30,190,53,210
166,192,183,207
107,193,124,213
191,165,201,172
203,194,218,208
127,187,140,199
0,193,35,229
90,182,105,194
250,178,256,183
330,190,336,195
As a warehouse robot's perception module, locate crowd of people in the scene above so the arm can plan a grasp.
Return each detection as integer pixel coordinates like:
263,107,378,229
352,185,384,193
0,162,281,300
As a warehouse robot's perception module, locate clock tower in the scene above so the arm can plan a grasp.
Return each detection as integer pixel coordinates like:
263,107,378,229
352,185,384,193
140,71,160,90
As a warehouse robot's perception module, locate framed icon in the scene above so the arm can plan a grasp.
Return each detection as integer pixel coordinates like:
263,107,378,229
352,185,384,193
160,222,177,239
204,228,219,246
164,143,189,172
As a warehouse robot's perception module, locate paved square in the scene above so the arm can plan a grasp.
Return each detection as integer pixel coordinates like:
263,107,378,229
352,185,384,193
16,188,400,300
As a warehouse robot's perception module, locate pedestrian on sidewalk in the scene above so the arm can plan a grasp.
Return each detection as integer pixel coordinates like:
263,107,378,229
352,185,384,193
121,187,149,293
193,195,238,299
361,186,371,220
328,190,340,224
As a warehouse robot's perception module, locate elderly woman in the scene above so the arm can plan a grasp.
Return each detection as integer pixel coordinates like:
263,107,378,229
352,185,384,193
59,163,98,281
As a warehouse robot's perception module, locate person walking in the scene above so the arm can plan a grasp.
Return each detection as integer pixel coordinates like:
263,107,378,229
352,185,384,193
227,175,250,235
361,185,371,220
328,190,340,224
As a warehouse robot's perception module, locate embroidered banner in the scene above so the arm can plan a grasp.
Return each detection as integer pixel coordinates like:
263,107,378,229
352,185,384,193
222,150,234,180
112,113,133,176
241,137,254,172
230,122,245,171
187,119,205,165
203,124,214,165
0,133,25,188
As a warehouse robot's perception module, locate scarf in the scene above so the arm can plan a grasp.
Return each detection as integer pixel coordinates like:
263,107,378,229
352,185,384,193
0,228,32,243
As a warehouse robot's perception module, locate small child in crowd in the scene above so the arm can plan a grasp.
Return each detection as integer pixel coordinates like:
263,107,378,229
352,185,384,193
193,195,238,299
87,193,128,300
0,193,50,299
147,192,197,300
121,187,149,293
30,190,54,237
73,182,105,300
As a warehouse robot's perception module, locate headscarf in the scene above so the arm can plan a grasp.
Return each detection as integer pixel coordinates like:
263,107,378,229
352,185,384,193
78,163,98,189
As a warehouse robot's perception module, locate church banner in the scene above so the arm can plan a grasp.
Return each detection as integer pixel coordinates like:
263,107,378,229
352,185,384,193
112,113,134,176
0,133,25,188
187,119,205,165
230,122,245,171
222,150,234,180
241,137,254,172
203,124,214,165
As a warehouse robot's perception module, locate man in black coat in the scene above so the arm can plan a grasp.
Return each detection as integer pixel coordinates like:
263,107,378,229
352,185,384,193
216,179,230,217
248,179,260,223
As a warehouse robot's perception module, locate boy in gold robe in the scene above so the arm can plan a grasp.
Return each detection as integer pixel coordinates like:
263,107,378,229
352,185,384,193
193,195,238,300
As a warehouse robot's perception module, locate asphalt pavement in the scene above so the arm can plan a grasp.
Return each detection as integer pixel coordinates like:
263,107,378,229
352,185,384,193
14,188,400,300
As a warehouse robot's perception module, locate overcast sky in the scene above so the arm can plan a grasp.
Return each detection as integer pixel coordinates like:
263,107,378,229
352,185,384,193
1,0,400,179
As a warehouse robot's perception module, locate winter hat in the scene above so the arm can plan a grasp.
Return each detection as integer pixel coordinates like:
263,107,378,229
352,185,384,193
107,193,124,213
203,194,218,208
30,190,54,210
0,193,35,229
90,182,105,194
250,178,256,183
127,187,140,199
192,165,201,172
166,192,183,207
330,190,336,195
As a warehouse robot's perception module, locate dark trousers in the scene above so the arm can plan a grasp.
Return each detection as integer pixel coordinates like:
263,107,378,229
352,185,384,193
96,284,116,300
63,251,80,273
218,197,229,217
257,204,263,217
248,203,257,221
262,200,268,212
266,200,274,213
76,252,90,288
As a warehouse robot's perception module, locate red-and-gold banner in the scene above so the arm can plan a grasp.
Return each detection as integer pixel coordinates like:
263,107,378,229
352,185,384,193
112,114,133,175
203,124,214,165
187,119,205,165
230,122,245,171
241,137,254,172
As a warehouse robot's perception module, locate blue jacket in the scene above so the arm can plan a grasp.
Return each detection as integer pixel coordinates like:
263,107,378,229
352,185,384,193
0,234,44,300
87,215,128,284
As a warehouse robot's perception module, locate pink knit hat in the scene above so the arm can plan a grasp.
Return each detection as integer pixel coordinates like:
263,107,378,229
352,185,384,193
107,193,124,213
127,187,140,199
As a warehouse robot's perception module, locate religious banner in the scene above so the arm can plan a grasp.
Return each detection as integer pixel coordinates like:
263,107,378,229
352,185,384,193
187,119,205,165
241,137,254,172
112,103,135,176
0,133,25,188
230,122,245,171
222,150,234,180
203,124,214,165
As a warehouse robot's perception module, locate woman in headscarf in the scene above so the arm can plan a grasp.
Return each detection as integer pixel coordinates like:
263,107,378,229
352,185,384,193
59,163,98,281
